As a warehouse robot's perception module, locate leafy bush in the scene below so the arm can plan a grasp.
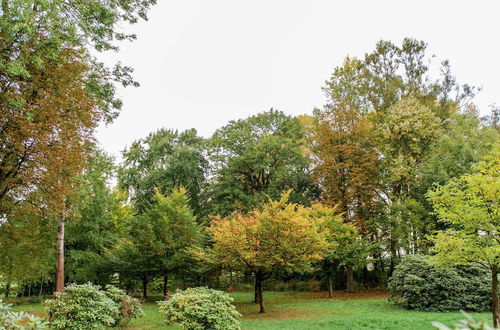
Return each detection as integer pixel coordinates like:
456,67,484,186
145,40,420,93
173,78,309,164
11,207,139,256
433,311,496,330
0,299,46,329
388,255,491,312
157,287,241,330
44,283,143,329
104,285,144,327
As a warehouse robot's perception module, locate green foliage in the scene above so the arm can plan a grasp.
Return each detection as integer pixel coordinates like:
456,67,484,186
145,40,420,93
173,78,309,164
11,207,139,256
66,148,126,284
119,129,207,216
208,109,316,216
44,283,143,329
115,188,202,291
388,255,491,312
428,146,499,269
157,287,241,330
0,299,46,329
102,285,144,327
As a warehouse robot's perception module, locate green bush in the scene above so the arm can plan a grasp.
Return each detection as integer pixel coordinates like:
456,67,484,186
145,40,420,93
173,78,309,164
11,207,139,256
102,285,144,327
388,255,491,312
0,299,46,329
44,283,143,329
157,287,241,330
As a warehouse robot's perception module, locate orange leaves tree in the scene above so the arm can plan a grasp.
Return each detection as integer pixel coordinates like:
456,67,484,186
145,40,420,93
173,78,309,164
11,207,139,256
196,192,331,313
0,49,97,214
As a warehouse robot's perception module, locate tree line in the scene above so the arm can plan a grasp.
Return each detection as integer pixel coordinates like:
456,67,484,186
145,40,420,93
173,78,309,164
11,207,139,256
0,0,498,323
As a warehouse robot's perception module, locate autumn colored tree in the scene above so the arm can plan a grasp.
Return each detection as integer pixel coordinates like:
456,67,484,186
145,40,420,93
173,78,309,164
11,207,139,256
428,147,500,327
196,192,330,313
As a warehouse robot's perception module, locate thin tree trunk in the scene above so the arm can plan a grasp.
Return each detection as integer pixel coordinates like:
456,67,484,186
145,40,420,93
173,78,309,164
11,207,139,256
55,205,66,293
254,276,258,303
142,277,148,299
4,282,10,298
492,266,499,328
163,273,169,300
327,271,334,298
255,272,265,313
389,239,396,277
39,278,43,297
346,266,355,292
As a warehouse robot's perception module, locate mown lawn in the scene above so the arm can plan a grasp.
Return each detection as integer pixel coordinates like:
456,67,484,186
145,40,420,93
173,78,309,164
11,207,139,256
11,291,492,329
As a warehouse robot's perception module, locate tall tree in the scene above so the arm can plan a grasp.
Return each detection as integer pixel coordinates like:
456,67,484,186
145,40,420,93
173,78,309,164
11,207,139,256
65,148,126,284
0,0,156,211
116,188,201,299
196,192,330,313
208,109,316,216
428,147,500,327
118,128,207,217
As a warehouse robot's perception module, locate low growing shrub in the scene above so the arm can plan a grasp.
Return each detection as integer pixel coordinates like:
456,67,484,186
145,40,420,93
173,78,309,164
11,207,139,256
433,311,496,330
0,299,46,329
157,287,241,330
103,285,144,327
388,255,491,312
44,283,143,329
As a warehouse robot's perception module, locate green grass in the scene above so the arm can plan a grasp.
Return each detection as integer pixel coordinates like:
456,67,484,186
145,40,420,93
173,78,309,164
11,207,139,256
11,291,493,329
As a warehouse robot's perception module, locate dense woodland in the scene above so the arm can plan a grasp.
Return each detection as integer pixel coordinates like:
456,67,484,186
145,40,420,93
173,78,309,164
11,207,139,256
0,0,499,328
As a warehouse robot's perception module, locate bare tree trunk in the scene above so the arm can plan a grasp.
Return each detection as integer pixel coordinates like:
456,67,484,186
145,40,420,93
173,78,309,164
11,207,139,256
142,277,148,299
163,273,169,300
492,266,499,328
39,278,43,297
4,282,10,298
254,276,258,303
55,205,66,293
327,271,334,298
255,272,265,313
389,239,396,277
346,266,355,292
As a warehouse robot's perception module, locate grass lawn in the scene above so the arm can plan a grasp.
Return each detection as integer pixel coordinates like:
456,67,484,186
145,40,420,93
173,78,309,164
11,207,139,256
11,291,493,329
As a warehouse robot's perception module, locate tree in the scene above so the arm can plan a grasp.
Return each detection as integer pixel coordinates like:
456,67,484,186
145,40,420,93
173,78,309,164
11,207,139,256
1,1,155,292
0,203,54,297
428,147,500,327
65,148,126,284
119,129,207,217
208,109,316,216
311,204,368,295
116,188,202,299
0,0,156,211
196,191,329,313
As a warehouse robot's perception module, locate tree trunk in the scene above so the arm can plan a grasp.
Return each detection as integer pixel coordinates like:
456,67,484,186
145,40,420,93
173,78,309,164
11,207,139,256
4,282,10,298
142,277,148,299
163,273,169,300
492,266,499,328
254,276,258,303
389,239,396,277
255,272,265,313
39,278,44,297
327,271,334,298
346,266,355,292
55,206,66,293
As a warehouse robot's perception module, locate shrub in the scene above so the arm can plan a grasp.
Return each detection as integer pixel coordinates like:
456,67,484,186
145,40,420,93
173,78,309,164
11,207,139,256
103,285,144,327
0,299,46,329
388,255,491,312
157,287,241,330
433,311,496,330
44,283,143,329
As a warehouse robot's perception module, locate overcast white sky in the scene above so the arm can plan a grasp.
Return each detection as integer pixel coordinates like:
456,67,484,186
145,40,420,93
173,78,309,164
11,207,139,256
95,0,500,159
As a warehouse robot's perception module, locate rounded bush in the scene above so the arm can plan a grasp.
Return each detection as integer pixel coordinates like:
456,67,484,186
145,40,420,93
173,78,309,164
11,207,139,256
388,255,491,312
44,283,143,329
157,287,241,330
